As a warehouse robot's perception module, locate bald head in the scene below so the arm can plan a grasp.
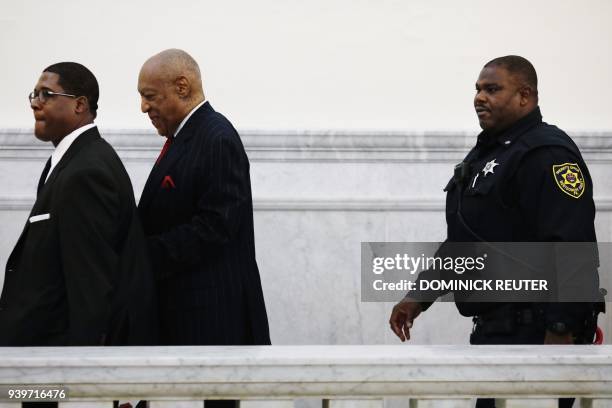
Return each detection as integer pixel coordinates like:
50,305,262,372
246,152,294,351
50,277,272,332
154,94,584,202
138,49,206,137
142,49,204,98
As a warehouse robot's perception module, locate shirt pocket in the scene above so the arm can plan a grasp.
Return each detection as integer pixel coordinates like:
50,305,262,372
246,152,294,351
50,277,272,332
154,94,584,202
466,174,495,196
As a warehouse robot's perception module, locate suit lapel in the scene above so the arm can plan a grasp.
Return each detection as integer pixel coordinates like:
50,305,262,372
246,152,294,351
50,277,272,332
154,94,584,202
6,127,100,270
37,127,100,202
139,103,211,210
139,138,186,209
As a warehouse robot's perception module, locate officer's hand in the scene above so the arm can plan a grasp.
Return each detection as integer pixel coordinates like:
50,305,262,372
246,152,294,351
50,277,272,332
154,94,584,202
544,330,574,344
389,298,423,342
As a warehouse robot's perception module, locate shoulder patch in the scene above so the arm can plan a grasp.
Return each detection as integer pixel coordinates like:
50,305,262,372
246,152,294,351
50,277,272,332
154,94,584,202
552,163,586,199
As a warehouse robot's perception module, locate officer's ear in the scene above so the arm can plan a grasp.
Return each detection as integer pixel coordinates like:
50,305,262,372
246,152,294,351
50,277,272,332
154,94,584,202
518,86,535,107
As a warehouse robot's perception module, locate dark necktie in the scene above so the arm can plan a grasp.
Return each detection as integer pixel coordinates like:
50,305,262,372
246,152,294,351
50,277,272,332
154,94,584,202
156,137,173,165
37,157,52,197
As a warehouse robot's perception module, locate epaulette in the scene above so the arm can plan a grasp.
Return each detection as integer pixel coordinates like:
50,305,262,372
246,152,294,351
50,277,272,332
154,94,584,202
519,123,581,157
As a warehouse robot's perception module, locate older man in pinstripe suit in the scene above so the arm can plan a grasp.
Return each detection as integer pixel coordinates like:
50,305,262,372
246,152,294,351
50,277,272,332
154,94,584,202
137,49,270,407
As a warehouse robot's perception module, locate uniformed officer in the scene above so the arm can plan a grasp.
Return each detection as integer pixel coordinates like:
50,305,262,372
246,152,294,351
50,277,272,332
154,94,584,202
389,56,602,408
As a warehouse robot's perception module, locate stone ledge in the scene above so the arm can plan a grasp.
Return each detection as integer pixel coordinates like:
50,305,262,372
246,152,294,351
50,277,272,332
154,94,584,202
2,196,612,212
2,129,611,162
0,345,611,398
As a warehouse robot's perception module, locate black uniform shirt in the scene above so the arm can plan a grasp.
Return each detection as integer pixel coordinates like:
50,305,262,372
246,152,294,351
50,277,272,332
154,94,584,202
445,107,595,244
418,107,597,328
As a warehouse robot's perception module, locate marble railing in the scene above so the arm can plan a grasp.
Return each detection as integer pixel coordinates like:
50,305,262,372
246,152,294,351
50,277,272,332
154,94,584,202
1,345,612,408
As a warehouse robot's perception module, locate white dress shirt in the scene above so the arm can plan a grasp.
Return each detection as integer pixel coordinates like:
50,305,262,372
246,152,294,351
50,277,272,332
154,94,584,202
173,100,206,138
45,123,97,182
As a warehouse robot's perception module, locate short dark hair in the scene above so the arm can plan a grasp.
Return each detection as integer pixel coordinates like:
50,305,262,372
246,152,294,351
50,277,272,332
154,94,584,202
484,55,538,94
43,62,99,119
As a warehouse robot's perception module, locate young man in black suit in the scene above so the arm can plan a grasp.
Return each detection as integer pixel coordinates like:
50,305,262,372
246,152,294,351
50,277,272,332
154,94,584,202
137,49,270,407
0,62,157,348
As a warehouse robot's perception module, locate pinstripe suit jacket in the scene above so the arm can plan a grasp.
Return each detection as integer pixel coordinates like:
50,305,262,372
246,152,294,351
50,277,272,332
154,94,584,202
138,102,270,345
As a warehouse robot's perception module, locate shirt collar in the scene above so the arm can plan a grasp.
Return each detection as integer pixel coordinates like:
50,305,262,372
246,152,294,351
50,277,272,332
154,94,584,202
48,123,96,179
477,106,543,148
173,100,206,138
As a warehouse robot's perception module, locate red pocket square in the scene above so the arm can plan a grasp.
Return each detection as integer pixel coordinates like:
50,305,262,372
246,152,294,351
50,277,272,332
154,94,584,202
161,175,176,189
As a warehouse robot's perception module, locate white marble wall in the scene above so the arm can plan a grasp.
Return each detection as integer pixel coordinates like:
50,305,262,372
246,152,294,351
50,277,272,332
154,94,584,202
0,129,611,346
3,1,612,133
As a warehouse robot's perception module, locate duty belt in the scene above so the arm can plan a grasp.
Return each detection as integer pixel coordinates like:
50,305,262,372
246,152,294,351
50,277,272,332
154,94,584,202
472,306,540,335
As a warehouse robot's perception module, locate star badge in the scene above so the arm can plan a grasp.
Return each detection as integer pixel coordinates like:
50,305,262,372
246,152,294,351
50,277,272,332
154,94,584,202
482,159,499,177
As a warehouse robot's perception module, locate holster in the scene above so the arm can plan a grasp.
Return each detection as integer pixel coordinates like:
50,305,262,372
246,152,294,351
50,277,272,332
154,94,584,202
575,306,603,344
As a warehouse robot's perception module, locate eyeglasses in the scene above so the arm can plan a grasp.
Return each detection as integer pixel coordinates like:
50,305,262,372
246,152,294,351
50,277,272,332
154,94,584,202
28,89,78,104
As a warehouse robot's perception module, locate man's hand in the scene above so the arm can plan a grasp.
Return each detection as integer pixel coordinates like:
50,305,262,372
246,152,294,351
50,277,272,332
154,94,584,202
389,298,423,342
544,330,574,344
